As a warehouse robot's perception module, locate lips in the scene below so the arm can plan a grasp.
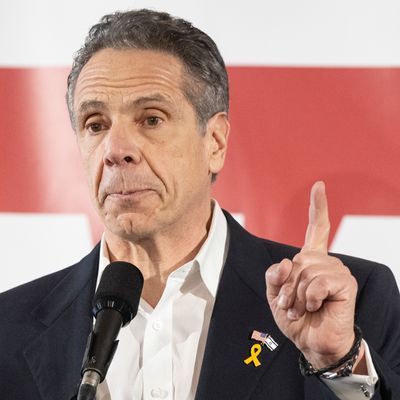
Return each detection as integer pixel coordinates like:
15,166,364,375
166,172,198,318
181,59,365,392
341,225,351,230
105,189,153,200
98,173,159,205
109,189,149,195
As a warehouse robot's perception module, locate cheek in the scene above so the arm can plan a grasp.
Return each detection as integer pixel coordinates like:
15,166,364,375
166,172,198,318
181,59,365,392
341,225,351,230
78,138,104,197
171,143,209,188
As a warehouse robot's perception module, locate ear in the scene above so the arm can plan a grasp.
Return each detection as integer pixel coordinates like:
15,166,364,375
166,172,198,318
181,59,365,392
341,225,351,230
205,112,230,175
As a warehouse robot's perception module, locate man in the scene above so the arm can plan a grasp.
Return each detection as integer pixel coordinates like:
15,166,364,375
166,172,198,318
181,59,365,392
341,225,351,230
0,9,399,400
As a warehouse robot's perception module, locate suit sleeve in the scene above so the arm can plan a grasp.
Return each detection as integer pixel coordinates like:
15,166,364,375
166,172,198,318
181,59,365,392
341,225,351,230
354,262,400,399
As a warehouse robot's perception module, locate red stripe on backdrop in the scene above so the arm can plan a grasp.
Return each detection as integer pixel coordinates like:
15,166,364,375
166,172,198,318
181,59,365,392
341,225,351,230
1,67,400,246
219,67,400,246
0,68,98,237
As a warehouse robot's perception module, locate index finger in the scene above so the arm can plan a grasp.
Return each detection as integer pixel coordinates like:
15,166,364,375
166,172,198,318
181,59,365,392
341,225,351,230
302,181,330,253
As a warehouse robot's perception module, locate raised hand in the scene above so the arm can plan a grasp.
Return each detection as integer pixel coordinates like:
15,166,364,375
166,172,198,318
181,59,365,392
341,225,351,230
265,181,363,370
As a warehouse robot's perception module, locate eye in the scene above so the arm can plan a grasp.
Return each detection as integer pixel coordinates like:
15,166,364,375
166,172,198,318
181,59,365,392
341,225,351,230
143,116,163,128
85,121,106,134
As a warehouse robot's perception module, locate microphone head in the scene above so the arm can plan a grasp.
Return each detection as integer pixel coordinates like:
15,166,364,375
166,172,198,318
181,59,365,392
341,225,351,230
93,261,144,326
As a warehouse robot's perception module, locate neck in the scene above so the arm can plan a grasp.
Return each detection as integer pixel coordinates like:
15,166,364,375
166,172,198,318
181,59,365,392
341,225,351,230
104,202,214,307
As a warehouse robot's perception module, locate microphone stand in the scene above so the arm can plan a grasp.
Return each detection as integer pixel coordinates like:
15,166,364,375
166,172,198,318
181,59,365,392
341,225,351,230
70,369,101,400
71,262,143,400
77,370,101,399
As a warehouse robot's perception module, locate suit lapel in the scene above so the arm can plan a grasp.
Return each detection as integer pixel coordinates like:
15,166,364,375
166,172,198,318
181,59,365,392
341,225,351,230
196,212,288,399
23,245,99,400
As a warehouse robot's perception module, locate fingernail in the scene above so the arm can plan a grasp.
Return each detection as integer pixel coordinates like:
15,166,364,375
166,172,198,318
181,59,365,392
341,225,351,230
278,295,289,309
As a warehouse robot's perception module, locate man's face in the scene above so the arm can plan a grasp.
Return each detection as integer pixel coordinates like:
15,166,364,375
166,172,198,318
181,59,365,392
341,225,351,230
73,48,228,241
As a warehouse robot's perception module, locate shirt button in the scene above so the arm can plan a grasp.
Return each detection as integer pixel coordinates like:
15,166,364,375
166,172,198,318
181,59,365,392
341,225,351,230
152,320,163,331
150,388,168,398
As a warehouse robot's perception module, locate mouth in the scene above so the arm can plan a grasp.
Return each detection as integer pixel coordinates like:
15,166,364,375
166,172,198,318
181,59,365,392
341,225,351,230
105,189,154,201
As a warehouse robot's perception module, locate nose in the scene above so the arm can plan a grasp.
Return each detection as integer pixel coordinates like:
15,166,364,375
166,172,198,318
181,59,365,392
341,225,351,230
103,124,141,167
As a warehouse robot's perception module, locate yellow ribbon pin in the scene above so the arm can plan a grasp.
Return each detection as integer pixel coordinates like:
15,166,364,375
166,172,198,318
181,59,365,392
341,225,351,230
243,343,262,367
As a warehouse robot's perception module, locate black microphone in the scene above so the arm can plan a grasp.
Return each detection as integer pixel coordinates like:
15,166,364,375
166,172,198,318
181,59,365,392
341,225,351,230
77,261,144,400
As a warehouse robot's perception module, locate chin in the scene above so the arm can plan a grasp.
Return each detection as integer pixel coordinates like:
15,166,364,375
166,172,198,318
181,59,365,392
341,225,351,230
105,212,157,240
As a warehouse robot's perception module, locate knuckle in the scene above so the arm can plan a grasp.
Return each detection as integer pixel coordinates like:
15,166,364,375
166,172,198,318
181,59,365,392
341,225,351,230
342,264,352,275
299,266,315,282
327,254,343,265
265,266,275,280
315,275,330,289
306,299,321,312
348,274,358,291
279,284,294,298
292,253,303,265
305,290,321,304
265,262,280,277
297,278,308,294
336,263,356,282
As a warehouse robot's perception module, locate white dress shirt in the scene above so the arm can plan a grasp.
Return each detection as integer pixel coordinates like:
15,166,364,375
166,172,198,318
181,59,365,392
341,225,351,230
97,202,229,400
95,201,378,399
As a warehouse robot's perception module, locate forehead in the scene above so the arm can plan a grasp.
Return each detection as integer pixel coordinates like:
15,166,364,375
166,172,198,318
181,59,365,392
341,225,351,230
73,48,188,111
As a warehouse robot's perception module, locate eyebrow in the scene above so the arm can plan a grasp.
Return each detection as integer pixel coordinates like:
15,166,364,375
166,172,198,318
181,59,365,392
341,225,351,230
76,94,174,118
77,100,107,117
131,94,173,108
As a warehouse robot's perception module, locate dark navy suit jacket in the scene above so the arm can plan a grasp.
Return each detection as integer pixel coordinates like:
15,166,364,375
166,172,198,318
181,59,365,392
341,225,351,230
1,212,400,399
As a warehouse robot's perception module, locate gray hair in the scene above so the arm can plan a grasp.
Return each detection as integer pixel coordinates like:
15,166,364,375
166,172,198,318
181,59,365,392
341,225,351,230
66,9,229,130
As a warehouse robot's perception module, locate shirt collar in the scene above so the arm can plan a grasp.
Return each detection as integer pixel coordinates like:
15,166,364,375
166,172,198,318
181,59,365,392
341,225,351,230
192,200,229,297
97,200,229,298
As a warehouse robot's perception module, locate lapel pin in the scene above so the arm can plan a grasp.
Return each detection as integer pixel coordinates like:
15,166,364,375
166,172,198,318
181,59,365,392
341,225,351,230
243,343,262,367
251,330,278,351
244,330,279,367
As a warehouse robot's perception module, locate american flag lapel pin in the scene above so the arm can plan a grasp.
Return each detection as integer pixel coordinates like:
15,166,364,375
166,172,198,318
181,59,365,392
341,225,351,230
243,329,278,367
251,330,278,351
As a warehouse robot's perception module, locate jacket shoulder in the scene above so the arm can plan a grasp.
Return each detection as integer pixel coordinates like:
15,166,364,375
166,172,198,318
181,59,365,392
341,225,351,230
0,264,77,316
0,244,100,324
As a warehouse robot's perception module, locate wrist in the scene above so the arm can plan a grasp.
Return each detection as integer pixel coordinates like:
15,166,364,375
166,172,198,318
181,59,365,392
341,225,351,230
303,338,354,370
299,325,363,379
